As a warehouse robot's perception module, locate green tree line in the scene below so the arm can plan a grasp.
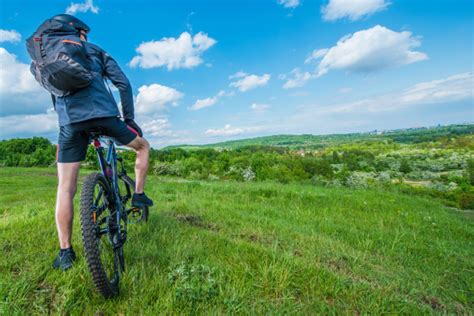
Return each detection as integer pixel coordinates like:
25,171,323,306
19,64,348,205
1,135,472,209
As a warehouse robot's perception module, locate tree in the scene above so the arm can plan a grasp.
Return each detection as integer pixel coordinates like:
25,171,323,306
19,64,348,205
332,151,340,163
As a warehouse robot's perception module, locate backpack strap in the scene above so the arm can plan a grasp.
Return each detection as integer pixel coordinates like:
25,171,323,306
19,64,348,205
96,48,116,101
33,36,44,65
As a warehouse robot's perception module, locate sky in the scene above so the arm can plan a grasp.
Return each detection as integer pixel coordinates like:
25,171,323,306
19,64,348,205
0,0,473,147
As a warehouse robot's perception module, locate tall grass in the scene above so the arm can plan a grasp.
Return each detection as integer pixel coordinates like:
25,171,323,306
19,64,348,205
0,168,472,314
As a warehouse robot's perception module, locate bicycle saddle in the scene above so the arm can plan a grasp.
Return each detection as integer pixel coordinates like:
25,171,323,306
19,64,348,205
87,127,106,139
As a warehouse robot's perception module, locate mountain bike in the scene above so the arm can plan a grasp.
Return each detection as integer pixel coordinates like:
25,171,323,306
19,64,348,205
79,130,149,298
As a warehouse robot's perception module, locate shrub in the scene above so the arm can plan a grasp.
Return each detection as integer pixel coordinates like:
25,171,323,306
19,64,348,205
376,171,391,183
242,166,256,181
399,160,412,173
344,172,376,188
468,159,474,185
459,191,474,210
167,262,219,309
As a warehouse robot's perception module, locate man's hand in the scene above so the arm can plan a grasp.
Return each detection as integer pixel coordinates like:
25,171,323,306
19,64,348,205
125,119,143,137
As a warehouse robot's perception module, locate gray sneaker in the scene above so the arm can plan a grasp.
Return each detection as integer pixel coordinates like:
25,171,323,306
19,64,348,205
52,248,76,271
132,193,153,207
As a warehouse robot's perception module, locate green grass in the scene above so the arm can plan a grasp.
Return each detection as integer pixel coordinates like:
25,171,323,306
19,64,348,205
1,167,473,314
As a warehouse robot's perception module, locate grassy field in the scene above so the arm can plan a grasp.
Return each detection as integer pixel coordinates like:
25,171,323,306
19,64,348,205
1,167,473,314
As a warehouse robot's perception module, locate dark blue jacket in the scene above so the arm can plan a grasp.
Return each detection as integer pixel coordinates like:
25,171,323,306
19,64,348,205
54,42,134,126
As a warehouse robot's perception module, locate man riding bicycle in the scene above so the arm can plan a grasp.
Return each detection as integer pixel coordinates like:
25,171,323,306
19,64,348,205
42,14,153,271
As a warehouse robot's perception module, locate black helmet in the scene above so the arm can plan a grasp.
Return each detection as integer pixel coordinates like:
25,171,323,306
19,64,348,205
52,14,90,33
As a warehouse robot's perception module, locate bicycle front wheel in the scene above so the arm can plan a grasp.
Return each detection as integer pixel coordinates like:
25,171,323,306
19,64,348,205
80,172,121,298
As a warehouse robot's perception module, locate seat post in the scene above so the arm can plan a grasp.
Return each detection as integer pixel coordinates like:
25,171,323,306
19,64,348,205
93,138,101,149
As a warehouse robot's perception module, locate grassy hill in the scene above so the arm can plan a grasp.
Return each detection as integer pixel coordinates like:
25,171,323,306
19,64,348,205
1,168,472,314
166,124,474,150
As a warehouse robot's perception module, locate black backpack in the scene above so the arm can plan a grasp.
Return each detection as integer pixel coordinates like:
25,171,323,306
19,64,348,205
26,18,93,97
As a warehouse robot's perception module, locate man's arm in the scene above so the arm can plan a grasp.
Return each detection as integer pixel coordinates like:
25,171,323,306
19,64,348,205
101,51,134,120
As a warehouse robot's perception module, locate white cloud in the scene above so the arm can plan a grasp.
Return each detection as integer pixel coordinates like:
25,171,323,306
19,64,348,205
0,47,50,116
204,124,264,137
191,97,218,111
205,124,244,136
322,0,389,21
399,72,473,106
278,0,300,8
0,29,21,43
141,117,174,137
318,72,474,114
305,48,329,64
129,32,216,70
190,90,225,111
135,84,183,114
281,68,312,89
65,0,99,15
271,72,473,136
251,103,270,113
314,25,427,77
119,114,194,148
229,73,271,92
0,109,57,139
229,71,247,79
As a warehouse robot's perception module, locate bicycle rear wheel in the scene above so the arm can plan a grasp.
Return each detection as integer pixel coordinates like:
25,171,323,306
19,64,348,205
80,172,122,298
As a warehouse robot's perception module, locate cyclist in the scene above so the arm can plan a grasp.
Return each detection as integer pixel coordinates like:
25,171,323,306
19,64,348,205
48,14,153,271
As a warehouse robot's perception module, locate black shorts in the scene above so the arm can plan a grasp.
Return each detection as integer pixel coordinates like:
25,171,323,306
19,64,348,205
57,116,138,163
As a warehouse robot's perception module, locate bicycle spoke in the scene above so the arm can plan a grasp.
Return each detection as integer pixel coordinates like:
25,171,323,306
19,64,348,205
96,203,107,217
97,227,109,236
94,187,103,206
97,216,107,226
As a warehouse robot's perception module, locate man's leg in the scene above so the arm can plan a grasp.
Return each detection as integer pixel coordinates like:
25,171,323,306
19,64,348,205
125,136,150,194
55,162,81,249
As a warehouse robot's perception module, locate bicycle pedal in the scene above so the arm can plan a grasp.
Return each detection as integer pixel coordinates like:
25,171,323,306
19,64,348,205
129,207,142,218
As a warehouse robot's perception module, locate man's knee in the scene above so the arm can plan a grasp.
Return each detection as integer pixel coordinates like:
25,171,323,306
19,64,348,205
141,138,150,151
57,162,80,196
58,181,77,196
127,137,150,153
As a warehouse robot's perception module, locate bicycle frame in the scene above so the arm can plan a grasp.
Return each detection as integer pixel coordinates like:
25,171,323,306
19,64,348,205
92,137,125,240
81,134,145,297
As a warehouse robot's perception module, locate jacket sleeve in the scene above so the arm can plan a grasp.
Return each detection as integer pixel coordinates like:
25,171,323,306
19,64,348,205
101,51,134,120
51,94,56,110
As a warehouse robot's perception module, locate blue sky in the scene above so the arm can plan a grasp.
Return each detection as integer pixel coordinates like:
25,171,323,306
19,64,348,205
0,0,472,147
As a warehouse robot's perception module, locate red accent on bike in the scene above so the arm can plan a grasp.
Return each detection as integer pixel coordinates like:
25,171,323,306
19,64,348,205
34,37,41,42
126,125,139,136
93,139,101,148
